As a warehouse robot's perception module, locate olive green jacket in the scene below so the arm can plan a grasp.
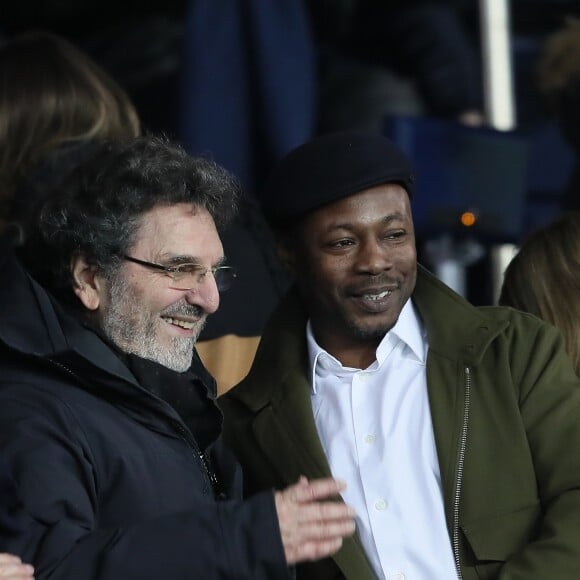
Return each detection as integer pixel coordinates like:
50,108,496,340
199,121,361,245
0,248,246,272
219,266,580,580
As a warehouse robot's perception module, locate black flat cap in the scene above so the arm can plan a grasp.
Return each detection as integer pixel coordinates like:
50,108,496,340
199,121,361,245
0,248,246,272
260,131,415,226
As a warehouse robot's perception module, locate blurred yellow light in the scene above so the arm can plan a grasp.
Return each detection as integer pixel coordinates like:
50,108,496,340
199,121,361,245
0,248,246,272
461,211,477,227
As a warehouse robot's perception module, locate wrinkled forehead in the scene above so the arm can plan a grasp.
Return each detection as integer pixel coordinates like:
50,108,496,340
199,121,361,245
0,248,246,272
130,203,223,260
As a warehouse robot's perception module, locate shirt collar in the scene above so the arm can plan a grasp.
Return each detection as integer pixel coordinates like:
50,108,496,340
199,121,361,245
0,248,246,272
306,299,426,394
379,298,426,364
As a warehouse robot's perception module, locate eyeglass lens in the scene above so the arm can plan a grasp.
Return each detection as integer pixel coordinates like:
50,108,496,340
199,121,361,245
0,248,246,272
170,267,236,292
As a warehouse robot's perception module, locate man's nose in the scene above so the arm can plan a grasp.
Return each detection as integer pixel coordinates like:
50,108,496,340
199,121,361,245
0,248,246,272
183,274,220,314
356,239,392,274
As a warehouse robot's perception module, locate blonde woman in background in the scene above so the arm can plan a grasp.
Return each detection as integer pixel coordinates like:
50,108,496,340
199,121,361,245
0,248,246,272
0,30,140,230
499,211,580,375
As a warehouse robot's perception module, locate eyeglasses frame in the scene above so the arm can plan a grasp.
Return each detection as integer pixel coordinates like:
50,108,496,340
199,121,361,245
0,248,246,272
121,255,237,291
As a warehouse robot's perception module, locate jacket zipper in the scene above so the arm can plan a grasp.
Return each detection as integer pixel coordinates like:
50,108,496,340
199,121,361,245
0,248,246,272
452,366,471,580
172,421,222,497
49,359,222,497
50,359,83,383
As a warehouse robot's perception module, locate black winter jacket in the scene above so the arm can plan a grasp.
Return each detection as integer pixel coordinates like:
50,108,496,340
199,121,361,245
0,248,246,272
0,246,289,580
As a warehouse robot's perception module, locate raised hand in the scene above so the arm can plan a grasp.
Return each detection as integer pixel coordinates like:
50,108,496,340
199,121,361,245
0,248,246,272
274,475,356,565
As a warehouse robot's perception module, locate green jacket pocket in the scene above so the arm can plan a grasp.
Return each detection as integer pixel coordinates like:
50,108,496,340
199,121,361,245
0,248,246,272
462,502,541,562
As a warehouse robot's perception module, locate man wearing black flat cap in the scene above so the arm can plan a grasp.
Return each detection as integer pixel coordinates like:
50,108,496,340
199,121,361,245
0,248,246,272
220,131,580,580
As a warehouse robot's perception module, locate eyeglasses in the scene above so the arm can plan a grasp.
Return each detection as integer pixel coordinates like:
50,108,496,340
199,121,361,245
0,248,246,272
122,255,237,291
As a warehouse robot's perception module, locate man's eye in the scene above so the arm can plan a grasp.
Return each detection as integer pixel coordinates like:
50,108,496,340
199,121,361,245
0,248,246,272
330,239,354,248
173,264,200,275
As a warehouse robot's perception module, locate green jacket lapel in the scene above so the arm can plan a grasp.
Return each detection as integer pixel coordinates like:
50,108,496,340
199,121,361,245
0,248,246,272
238,294,377,579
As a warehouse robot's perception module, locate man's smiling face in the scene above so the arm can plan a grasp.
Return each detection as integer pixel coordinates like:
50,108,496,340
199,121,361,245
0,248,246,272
285,183,417,363
97,203,224,372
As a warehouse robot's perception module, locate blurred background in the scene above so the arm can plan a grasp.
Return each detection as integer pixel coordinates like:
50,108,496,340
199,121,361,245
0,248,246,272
2,0,579,310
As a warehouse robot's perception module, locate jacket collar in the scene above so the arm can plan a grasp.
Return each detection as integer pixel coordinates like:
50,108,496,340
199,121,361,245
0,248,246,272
0,247,216,426
0,239,69,356
412,265,508,365
0,245,139,384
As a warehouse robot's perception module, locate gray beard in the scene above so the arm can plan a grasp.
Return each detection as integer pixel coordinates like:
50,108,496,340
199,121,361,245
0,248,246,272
100,274,206,372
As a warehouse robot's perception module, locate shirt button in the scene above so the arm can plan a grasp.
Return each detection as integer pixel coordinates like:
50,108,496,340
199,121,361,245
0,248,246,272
392,573,405,580
364,434,376,444
374,499,388,511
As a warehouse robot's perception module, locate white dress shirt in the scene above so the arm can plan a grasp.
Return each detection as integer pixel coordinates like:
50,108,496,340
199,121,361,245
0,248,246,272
307,300,457,580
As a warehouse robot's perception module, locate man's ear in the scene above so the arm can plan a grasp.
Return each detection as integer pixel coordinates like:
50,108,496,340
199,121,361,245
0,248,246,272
71,255,105,311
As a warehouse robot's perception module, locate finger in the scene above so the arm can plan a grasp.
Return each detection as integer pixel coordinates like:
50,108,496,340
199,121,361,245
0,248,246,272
0,563,34,578
286,536,344,565
0,556,21,565
290,477,347,502
285,476,310,501
293,500,356,524
297,516,357,541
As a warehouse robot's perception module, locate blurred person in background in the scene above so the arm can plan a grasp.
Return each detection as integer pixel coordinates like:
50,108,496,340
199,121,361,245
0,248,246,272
307,0,484,134
0,30,140,233
499,211,580,376
537,17,580,212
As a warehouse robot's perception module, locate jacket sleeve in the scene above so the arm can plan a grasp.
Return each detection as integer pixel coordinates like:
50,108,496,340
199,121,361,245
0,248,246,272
498,319,580,578
0,390,291,580
0,454,32,536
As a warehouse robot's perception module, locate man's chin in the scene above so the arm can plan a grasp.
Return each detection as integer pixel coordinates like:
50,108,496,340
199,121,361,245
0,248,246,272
133,334,195,373
146,350,193,373
346,318,394,342
162,358,191,373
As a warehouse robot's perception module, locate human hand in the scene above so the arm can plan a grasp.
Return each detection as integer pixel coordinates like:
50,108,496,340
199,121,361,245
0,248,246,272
274,475,356,565
0,554,34,578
